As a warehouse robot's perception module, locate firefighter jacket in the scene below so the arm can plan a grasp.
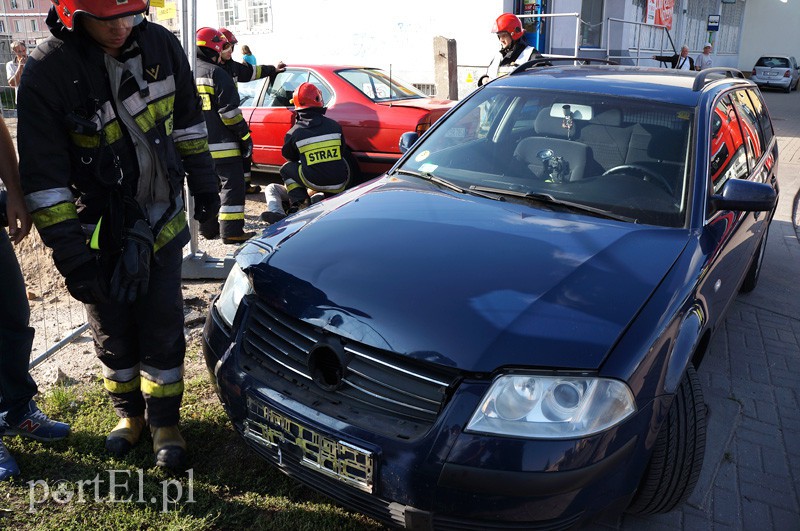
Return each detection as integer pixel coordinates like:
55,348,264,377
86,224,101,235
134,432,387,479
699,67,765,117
18,12,217,277
486,38,543,81
282,107,349,191
196,53,251,162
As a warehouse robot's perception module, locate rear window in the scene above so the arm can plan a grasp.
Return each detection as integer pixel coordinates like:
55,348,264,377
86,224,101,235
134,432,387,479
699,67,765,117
756,57,790,68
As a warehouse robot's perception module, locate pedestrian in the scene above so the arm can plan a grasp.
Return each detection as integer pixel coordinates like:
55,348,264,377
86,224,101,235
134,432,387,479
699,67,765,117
0,115,70,481
480,13,544,85
5,40,27,101
241,44,256,66
695,42,713,71
260,83,349,223
653,45,694,71
219,28,285,195
17,0,220,470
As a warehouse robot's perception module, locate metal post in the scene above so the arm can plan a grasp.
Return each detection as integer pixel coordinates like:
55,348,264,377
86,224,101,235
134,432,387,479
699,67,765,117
179,0,235,279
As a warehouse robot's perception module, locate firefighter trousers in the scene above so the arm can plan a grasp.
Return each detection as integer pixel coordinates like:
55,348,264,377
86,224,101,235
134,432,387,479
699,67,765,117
216,158,246,238
86,244,185,427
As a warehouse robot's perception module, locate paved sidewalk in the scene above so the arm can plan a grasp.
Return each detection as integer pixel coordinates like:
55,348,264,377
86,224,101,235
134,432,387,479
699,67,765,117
598,90,800,530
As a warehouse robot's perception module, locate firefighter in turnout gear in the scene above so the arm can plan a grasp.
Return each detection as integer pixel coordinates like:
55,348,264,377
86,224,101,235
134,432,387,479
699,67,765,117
480,13,544,85
17,0,220,470
195,27,255,243
218,27,285,195
260,83,349,223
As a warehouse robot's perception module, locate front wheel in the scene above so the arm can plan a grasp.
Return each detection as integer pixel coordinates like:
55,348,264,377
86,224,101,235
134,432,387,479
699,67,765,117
627,364,706,514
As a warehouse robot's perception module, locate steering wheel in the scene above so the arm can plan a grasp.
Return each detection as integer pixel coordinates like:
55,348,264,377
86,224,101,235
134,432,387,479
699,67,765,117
601,164,673,195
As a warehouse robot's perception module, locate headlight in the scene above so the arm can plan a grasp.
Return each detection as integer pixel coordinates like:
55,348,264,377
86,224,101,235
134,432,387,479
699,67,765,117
465,375,635,439
214,263,253,328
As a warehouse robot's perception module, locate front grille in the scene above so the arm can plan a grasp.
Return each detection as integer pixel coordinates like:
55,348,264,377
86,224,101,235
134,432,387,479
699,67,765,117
240,299,460,438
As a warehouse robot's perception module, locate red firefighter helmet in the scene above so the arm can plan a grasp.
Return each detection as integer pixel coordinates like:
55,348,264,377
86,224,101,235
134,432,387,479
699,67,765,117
50,0,149,31
219,28,237,45
196,27,227,54
492,13,524,41
292,83,324,109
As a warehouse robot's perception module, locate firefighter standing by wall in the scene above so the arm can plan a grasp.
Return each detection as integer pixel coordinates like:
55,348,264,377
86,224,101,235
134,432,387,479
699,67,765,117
18,0,220,469
195,27,256,243
480,13,544,85
218,28,285,195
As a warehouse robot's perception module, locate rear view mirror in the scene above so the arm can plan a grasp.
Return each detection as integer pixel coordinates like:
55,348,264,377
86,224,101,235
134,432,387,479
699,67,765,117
710,179,776,213
399,132,419,154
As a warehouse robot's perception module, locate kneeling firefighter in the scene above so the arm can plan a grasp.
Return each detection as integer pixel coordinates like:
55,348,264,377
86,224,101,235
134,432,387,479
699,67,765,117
18,0,220,469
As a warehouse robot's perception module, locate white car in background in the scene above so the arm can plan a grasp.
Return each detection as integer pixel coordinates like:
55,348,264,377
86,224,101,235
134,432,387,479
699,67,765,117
751,55,800,92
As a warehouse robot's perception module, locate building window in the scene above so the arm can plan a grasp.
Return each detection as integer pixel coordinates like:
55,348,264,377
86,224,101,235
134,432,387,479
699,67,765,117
10,0,18,8
30,19,37,31
217,0,235,28
27,0,34,7
14,19,21,32
248,0,269,26
0,21,5,33
580,0,604,48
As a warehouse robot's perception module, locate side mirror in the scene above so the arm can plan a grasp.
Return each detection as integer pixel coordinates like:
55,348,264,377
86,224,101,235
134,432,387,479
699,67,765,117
710,178,776,213
477,75,490,87
399,132,419,154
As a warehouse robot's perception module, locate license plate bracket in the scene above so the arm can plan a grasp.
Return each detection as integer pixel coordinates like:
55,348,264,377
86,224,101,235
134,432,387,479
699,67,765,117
244,395,375,493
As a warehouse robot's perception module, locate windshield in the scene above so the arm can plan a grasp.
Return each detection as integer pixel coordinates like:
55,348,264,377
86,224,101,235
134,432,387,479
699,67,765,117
337,68,428,102
397,87,693,227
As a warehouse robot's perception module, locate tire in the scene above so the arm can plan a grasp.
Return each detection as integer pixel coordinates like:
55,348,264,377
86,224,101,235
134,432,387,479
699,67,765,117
343,147,364,188
627,364,706,515
740,224,769,293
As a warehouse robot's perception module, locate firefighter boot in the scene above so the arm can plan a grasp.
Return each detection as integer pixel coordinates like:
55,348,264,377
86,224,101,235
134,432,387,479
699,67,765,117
105,416,146,457
151,425,187,470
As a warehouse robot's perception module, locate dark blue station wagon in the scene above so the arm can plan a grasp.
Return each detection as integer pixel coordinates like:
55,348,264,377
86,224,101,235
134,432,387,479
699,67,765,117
203,64,779,528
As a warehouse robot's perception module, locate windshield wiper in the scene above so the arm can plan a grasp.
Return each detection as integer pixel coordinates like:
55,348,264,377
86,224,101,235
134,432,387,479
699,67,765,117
394,170,503,201
470,185,637,223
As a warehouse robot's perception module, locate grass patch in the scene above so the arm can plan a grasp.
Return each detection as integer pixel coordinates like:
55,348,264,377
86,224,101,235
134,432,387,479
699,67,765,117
0,363,384,530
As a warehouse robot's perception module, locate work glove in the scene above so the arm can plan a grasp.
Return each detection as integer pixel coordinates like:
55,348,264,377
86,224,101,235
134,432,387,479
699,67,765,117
109,219,154,304
193,192,220,223
65,259,109,305
239,135,253,160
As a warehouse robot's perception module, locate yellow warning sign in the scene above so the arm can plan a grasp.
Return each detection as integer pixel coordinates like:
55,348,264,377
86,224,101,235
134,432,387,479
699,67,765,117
466,72,474,83
158,2,177,19
150,0,165,7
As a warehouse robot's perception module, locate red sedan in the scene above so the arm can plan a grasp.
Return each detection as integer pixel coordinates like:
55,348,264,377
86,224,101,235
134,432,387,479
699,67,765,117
238,65,455,182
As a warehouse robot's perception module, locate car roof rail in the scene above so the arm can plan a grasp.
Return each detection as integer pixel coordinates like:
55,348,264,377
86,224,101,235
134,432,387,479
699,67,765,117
692,67,747,91
510,57,619,76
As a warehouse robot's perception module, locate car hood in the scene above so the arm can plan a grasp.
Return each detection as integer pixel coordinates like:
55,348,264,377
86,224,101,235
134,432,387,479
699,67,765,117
245,176,690,372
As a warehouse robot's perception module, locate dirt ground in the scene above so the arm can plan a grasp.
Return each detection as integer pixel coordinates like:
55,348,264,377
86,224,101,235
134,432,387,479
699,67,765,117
13,169,278,389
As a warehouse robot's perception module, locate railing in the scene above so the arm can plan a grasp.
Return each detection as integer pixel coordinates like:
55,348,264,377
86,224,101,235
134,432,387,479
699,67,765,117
606,17,676,66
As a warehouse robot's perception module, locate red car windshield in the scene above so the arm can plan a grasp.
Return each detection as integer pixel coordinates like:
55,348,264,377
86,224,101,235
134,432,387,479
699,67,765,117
337,68,428,102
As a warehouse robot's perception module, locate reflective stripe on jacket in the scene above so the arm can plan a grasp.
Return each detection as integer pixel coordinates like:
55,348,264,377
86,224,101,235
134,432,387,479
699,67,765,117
196,54,250,162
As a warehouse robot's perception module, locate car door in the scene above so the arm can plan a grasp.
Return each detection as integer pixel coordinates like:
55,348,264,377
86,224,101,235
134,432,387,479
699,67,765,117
247,69,333,169
698,92,765,326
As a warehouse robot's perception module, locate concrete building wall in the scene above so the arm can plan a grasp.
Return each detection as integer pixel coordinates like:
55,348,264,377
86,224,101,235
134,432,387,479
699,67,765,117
739,0,800,72
196,0,513,87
